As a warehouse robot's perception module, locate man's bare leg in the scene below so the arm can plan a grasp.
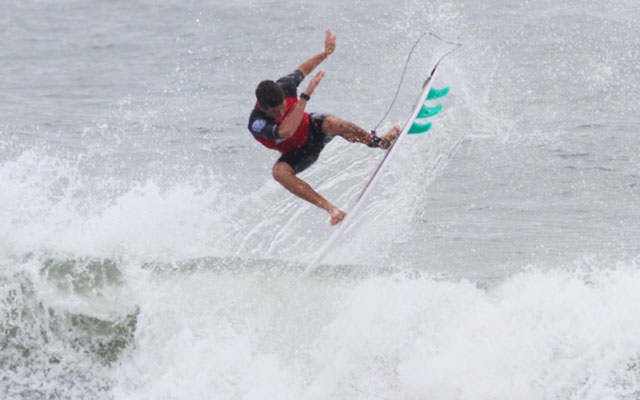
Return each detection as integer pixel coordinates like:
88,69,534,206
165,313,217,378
321,116,401,149
271,118,399,226
272,162,346,225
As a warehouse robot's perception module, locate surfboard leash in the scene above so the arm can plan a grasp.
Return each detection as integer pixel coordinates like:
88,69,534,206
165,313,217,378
371,32,462,134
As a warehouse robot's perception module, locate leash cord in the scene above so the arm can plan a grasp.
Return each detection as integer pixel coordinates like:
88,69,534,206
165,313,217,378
372,32,462,133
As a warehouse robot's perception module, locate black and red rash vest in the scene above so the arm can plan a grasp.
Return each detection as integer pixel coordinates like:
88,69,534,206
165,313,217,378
248,70,310,154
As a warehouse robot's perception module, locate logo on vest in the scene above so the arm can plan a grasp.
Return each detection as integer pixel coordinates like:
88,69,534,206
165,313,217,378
251,119,267,133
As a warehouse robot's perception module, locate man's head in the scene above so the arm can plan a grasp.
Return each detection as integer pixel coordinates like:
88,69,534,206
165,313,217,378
256,80,286,119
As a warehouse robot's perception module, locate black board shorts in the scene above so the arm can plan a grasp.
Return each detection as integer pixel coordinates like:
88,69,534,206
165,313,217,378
276,113,333,174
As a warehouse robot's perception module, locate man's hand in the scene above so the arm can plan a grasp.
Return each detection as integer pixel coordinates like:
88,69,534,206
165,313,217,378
304,70,325,96
297,29,335,78
324,28,336,55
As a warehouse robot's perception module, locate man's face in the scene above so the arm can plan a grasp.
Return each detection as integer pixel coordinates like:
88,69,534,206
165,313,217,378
260,102,286,120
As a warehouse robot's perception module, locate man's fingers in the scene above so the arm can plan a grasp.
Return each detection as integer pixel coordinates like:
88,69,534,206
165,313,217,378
325,28,334,40
312,70,325,85
305,70,325,95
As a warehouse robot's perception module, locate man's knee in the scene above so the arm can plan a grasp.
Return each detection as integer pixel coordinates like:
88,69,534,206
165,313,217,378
272,162,295,183
321,115,341,134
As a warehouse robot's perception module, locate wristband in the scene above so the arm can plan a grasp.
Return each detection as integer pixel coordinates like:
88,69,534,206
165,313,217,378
300,93,311,101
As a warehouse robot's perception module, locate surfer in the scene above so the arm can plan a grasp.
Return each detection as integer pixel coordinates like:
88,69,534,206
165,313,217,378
248,28,400,225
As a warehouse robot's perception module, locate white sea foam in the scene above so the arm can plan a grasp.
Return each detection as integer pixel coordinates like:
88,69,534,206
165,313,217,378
103,262,640,400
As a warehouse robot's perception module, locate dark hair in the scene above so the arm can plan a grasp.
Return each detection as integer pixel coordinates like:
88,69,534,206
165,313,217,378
256,80,285,108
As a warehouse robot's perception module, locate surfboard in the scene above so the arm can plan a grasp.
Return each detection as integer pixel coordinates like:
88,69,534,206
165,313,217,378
298,59,450,280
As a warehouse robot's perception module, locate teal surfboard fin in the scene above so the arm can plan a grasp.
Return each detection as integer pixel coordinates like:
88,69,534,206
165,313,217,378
427,86,449,100
408,121,432,134
417,103,442,118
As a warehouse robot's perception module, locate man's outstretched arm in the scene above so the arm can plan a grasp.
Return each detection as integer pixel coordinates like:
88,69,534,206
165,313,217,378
297,28,336,76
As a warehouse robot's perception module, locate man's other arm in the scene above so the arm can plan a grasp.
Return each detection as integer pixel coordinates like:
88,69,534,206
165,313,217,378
297,28,336,76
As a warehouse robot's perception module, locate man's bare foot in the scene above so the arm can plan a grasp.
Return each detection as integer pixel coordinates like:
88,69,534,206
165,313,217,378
329,207,346,226
379,125,401,150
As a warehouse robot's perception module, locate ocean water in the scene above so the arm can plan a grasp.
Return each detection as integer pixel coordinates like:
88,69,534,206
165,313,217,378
2,0,640,399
